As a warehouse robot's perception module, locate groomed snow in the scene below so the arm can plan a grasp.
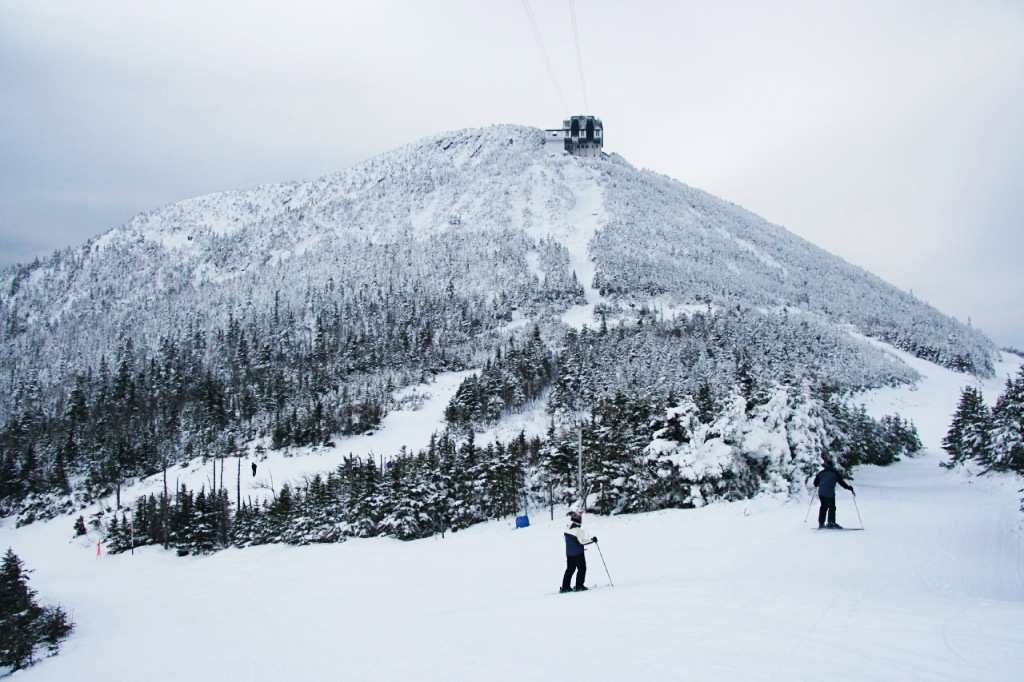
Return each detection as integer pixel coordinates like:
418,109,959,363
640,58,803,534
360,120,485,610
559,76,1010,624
2,349,1023,681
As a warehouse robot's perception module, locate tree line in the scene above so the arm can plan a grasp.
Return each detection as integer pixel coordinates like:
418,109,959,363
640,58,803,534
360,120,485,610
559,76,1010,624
448,309,919,437
103,430,539,553
0,279,501,520
100,375,920,557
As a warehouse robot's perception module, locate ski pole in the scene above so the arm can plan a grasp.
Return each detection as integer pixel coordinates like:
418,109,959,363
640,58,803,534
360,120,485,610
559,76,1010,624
804,492,816,523
593,540,614,587
851,491,864,530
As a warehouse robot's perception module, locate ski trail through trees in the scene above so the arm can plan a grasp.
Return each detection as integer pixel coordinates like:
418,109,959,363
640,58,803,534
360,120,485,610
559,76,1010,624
2,359,1024,680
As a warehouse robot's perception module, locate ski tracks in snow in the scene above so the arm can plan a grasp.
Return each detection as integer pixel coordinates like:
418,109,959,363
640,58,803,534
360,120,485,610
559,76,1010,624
797,455,1024,680
674,454,1024,681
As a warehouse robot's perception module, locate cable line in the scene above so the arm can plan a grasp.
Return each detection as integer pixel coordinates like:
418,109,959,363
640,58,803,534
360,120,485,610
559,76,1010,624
568,0,589,112
521,0,570,114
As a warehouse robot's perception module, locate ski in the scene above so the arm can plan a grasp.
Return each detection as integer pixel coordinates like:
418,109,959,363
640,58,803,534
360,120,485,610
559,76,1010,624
549,586,600,595
813,527,864,531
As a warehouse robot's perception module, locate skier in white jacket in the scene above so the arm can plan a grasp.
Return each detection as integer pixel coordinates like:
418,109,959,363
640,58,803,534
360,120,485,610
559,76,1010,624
560,512,597,593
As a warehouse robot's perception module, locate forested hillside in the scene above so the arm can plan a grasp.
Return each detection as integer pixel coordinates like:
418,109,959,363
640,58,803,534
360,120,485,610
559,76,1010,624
0,124,992,525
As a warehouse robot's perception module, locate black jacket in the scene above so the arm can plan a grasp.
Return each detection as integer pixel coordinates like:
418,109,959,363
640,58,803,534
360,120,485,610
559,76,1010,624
813,467,853,496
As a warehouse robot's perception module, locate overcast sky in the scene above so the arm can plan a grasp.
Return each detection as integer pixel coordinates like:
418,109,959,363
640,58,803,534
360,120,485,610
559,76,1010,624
1,1,1022,350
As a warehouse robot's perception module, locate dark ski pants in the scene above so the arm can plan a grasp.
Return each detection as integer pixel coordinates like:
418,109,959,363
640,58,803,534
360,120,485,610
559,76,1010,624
818,494,837,526
562,553,587,590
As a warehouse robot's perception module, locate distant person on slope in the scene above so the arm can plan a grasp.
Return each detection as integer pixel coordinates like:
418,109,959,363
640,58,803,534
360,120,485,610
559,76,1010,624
814,460,855,529
561,512,597,593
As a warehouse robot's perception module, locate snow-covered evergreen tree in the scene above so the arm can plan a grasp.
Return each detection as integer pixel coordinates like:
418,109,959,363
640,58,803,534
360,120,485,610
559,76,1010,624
990,367,1024,472
0,548,74,671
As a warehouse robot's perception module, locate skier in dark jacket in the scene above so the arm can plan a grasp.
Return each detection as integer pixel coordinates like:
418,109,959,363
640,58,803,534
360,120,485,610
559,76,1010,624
560,512,597,593
813,460,855,528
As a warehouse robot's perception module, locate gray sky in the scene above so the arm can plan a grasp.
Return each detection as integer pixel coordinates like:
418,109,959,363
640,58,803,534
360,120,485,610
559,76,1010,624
2,1,1022,350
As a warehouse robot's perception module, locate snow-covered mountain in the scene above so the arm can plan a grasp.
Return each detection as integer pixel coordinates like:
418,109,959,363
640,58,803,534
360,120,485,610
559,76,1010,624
0,124,1000,520
1,124,993,386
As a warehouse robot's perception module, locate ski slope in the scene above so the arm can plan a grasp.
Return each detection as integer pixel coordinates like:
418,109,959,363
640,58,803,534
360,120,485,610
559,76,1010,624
2,351,1023,681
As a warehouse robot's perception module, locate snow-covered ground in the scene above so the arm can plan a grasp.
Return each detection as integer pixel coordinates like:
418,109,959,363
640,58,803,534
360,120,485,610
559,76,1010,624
2,349,1023,681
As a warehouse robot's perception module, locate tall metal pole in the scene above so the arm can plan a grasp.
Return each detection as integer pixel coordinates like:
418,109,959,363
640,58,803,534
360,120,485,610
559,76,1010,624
577,420,583,511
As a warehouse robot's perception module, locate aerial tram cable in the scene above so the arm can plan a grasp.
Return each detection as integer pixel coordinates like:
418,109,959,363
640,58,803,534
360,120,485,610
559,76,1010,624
521,0,570,114
568,0,589,112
